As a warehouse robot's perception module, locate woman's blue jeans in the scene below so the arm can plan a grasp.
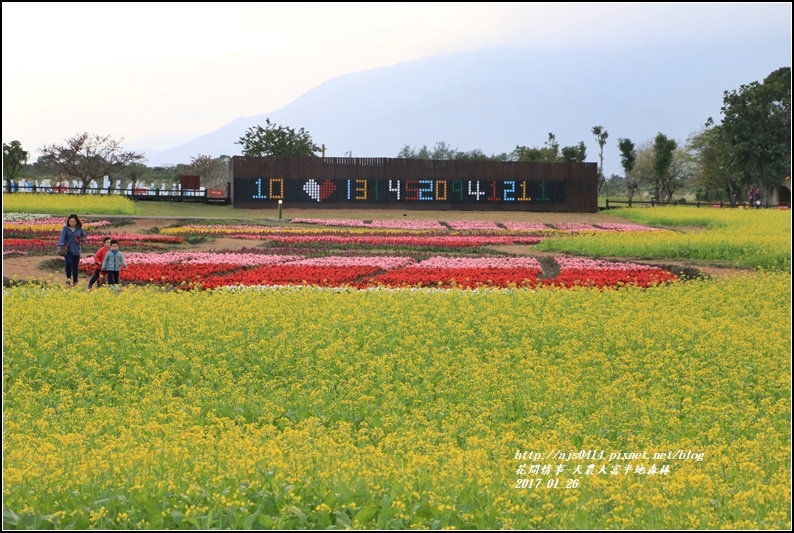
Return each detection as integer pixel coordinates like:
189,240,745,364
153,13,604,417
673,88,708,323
65,252,81,283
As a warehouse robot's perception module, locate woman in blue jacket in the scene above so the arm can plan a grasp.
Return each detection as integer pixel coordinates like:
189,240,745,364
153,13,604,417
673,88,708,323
56,214,88,287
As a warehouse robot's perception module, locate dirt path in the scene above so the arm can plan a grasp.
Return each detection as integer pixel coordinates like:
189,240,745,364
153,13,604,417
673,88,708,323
3,216,753,285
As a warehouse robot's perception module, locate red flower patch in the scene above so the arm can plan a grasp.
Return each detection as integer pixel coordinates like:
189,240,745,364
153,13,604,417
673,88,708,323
197,265,382,289
79,262,243,285
542,268,678,289
358,267,543,289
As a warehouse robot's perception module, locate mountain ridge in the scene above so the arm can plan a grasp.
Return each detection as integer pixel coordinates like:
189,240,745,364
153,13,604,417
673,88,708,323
140,41,792,178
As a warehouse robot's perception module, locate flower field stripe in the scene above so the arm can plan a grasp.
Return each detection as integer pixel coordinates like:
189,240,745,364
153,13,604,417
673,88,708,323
543,268,679,289
554,257,675,271
415,256,543,269
543,257,679,289
227,234,543,247
501,222,554,231
446,221,502,231
79,262,245,285
290,218,450,231
160,225,440,236
3,230,183,245
6,238,177,254
552,222,607,232
3,213,61,222
287,219,665,234
291,218,371,227
3,238,55,252
134,263,245,284
196,265,383,289
369,219,447,230
120,252,303,266
360,266,543,289
87,234,184,244
2,192,137,215
2,218,113,231
282,255,416,269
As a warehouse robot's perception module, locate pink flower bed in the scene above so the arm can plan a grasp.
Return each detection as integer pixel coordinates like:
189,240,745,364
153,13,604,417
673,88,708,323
284,256,416,269
88,234,184,244
291,219,448,231
446,221,502,231
229,234,543,247
552,223,606,232
554,257,665,270
502,222,551,231
415,256,542,269
291,218,370,227
369,219,447,230
169,224,286,234
500,222,552,231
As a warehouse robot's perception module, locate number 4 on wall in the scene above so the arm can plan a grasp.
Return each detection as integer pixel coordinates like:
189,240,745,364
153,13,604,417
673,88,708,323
389,180,401,200
468,181,485,200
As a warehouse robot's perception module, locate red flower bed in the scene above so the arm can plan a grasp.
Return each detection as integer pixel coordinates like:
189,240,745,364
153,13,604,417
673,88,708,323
542,268,678,289
357,267,542,289
2,239,53,253
79,262,242,285
73,258,676,290
197,265,383,289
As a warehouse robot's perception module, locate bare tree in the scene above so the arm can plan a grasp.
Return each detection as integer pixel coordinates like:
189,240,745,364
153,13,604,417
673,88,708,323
39,132,144,192
632,137,689,203
187,154,229,189
662,148,695,202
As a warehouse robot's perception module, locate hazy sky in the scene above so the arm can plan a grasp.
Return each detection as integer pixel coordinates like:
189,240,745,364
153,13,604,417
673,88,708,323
3,2,791,161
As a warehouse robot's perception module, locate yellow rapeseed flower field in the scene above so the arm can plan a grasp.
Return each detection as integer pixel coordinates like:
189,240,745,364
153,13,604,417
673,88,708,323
2,193,137,216
3,271,791,529
536,207,791,271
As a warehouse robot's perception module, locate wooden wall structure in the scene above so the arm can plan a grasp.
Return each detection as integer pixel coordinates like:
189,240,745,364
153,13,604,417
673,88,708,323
231,156,598,212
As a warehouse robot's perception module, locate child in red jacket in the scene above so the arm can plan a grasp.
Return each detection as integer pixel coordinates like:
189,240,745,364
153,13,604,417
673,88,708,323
88,237,111,289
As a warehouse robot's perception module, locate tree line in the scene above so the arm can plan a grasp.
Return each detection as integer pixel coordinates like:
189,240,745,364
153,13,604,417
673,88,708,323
4,67,790,205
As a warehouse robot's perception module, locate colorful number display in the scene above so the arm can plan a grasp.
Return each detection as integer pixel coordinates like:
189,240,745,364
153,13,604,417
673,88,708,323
236,178,567,205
